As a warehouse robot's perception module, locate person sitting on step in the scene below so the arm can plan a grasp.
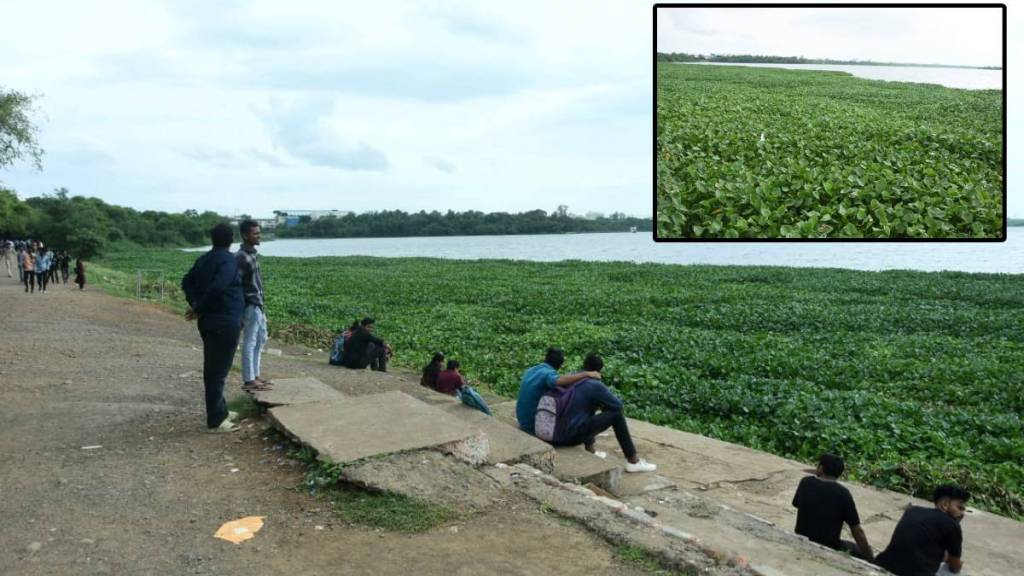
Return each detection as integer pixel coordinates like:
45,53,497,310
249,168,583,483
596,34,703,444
340,317,392,372
554,353,656,473
420,352,445,388
875,485,970,576
791,453,873,561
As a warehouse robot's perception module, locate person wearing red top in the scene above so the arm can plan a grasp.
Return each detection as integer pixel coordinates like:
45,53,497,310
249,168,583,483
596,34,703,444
433,360,466,396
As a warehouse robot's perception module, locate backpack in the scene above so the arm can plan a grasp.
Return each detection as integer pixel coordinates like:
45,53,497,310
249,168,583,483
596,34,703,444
328,334,346,366
534,384,577,443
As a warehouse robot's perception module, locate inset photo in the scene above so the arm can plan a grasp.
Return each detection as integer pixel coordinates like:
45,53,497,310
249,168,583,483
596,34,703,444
654,4,1005,240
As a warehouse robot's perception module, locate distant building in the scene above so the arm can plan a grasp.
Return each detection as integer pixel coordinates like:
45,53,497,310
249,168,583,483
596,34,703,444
273,209,352,228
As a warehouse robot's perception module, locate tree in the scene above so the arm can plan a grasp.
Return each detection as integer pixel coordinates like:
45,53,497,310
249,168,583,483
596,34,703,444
0,88,44,170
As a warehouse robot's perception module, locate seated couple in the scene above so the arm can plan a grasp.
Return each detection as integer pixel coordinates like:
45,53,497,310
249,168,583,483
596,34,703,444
516,347,656,473
421,353,492,415
329,317,392,371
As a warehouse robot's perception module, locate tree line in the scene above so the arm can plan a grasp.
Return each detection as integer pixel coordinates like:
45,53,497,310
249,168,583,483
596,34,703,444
275,208,650,239
0,188,650,257
0,186,229,258
656,52,1000,70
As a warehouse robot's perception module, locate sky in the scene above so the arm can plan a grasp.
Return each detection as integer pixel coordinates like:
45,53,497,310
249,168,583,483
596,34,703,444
0,1,1017,219
0,0,652,218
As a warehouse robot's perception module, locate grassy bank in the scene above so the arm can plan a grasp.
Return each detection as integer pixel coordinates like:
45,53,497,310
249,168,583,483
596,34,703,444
657,64,1003,238
95,247,1024,519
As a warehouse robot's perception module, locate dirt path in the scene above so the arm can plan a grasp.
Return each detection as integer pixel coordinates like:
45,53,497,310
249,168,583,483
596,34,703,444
0,275,651,576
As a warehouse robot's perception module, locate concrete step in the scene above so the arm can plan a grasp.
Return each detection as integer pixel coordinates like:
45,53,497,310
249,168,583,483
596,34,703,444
249,376,346,407
552,446,622,493
438,402,554,471
267,391,489,466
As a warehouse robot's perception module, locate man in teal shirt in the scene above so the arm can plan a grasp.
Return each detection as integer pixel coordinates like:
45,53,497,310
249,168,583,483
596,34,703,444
517,347,601,435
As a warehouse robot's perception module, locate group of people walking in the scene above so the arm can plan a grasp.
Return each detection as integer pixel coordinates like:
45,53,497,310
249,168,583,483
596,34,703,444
1,238,86,292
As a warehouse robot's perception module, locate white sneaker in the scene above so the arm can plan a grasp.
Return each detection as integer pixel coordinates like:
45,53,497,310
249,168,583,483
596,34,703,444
227,410,240,422
592,450,607,459
625,459,657,473
207,419,240,434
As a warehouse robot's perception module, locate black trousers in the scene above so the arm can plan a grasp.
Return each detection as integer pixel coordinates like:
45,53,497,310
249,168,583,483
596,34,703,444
36,271,48,292
200,324,242,428
24,271,34,292
344,343,388,372
559,409,638,460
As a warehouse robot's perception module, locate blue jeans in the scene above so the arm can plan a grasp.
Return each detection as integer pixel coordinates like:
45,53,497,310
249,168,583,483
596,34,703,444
241,305,268,382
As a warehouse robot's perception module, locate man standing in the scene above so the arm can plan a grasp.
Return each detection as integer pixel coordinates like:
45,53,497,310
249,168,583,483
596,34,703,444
875,485,969,575
516,347,600,436
182,223,245,433
236,220,272,392
791,453,873,560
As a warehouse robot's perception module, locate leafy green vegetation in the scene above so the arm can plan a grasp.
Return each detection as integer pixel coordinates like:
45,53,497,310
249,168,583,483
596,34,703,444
95,247,1024,519
227,392,261,419
657,64,1003,238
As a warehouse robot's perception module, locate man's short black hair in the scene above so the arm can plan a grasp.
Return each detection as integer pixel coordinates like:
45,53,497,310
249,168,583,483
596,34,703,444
933,485,971,504
819,453,845,478
583,353,603,372
361,317,375,327
544,347,564,370
239,220,259,235
446,359,460,370
210,223,234,248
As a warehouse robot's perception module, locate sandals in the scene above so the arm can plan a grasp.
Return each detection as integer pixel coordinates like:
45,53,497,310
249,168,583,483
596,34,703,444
243,381,273,392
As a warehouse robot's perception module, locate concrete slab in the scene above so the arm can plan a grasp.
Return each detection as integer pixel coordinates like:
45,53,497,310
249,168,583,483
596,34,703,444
439,402,554,471
249,377,346,407
553,446,622,494
617,417,1024,576
615,473,677,498
267,391,489,466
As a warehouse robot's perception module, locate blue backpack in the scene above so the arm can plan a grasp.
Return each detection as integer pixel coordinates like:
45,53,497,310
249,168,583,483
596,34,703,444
534,384,577,443
328,333,346,366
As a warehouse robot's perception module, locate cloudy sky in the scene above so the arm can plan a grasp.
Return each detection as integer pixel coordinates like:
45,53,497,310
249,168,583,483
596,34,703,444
657,6,1002,68
0,1,1017,219
0,0,651,218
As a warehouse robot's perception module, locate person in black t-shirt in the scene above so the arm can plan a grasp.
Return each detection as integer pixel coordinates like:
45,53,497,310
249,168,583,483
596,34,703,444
875,485,969,576
792,453,874,561
340,317,392,371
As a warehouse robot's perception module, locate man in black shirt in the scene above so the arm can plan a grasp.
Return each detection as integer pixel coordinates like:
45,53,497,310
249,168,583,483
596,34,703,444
792,453,873,560
875,485,969,576
341,317,392,371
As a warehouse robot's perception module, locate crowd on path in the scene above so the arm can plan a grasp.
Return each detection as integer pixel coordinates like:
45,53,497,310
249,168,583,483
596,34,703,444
1,238,86,292
180,222,972,576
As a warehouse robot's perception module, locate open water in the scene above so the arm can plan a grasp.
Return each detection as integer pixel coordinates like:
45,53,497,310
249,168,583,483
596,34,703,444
201,228,1023,274
689,62,1002,90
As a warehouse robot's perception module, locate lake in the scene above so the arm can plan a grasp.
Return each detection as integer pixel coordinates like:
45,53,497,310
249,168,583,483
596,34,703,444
206,228,1023,274
690,62,1002,90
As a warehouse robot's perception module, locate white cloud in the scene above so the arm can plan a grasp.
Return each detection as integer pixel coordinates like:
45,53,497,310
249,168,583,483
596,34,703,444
0,0,652,218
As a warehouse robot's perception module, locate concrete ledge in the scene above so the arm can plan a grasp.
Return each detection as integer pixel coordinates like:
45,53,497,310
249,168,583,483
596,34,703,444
439,402,554,472
249,377,346,406
267,391,489,466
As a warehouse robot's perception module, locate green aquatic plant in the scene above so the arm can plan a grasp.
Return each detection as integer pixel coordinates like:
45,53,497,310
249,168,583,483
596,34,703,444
657,64,1004,238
